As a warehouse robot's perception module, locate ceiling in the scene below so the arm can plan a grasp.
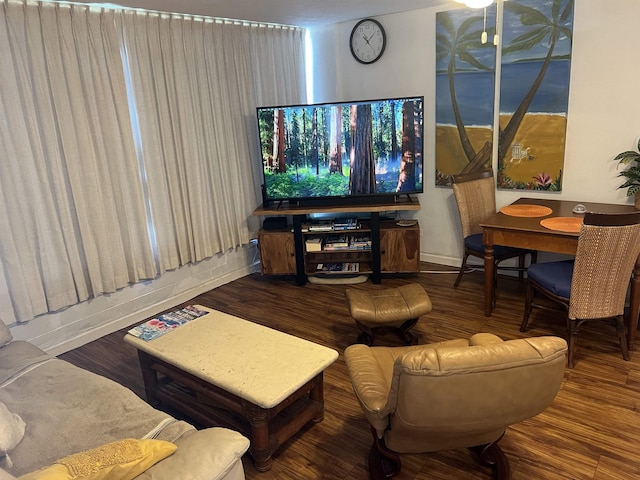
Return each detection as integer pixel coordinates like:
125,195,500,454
91,0,452,28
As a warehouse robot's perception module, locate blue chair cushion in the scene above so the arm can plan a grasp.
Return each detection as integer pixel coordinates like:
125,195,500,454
464,233,526,258
527,260,575,299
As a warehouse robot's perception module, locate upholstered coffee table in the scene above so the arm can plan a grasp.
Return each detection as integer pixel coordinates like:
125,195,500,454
124,305,338,471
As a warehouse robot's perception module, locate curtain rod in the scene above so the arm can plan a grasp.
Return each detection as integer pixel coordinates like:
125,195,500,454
24,0,305,31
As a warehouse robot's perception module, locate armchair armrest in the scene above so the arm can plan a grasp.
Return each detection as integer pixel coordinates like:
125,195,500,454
344,344,393,435
345,339,472,436
469,333,504,346
344,344,390,413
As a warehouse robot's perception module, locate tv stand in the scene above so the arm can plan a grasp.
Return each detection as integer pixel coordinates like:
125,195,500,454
253,197,421,285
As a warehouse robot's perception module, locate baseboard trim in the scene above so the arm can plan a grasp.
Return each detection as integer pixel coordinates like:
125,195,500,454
45,265,258,356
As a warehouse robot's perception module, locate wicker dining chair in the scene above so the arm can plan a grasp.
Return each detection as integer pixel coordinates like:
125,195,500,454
521,211,640,368
451,169,536,306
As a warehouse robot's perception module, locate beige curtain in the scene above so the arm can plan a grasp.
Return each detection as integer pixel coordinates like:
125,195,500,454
0,0,156,323
119,12,306,272
0,0,306,323
242,22,307,212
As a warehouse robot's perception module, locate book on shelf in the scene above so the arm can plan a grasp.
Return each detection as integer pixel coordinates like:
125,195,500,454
305,237,323,252
308,221,334,232
127,305,209,341
316,262,360,272
344,262,360,272
323,244,350,251
324,234,349,247
332,218,360,230
349,244,371,250
349,235,371,249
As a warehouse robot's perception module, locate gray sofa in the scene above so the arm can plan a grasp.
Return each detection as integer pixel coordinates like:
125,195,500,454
0,321,249,480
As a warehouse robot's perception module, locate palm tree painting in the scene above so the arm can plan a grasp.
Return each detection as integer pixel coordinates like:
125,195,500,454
435,0,574,190
497,0,574,191
435,6,498,187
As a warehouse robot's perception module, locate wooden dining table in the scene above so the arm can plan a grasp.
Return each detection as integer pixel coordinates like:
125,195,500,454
480,197,640,349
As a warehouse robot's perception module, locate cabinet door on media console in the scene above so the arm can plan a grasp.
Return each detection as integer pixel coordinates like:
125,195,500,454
380,222,420,273
258,230,296,275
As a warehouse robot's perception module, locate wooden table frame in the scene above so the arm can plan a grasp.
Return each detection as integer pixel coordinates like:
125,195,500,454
136,349,326,472
481,197,640,350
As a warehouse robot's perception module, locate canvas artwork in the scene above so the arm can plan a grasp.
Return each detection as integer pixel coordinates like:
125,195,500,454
435,6,497,187
497,0,574,191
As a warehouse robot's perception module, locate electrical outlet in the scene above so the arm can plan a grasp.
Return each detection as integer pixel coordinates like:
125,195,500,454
420,228,424,237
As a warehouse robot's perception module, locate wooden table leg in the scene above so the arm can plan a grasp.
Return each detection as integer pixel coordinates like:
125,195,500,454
628,258,640,350
310,372,325,423
242,400,274,472
137,350,160,406
483,231,495,317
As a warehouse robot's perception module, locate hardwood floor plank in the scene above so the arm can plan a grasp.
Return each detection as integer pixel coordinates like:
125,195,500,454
60,264,640,479
594,456,640,480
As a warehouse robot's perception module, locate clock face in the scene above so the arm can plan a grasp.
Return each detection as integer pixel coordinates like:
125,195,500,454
350,19,386,64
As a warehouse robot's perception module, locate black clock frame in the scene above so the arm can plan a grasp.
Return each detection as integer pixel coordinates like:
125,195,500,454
349,18,386,65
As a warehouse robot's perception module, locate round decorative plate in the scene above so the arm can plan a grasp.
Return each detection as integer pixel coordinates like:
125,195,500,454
499,204,553,217
396,220,417,227
540,217,584,233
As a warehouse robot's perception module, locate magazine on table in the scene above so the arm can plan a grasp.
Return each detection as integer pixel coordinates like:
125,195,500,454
127,305,209,341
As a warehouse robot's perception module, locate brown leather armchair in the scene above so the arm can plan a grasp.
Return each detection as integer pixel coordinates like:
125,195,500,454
344,333,567,479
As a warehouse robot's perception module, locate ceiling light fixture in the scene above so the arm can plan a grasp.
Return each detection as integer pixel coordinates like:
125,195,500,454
456,0,499,45
455,0,494,8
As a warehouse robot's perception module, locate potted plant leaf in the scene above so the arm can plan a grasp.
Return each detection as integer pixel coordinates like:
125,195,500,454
614,137,640,209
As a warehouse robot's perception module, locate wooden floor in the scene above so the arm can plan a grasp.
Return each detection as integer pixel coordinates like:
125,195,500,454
60,263,640,480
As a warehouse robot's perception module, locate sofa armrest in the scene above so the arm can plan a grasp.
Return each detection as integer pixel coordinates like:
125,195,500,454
0,468,17,480
134,428,249,480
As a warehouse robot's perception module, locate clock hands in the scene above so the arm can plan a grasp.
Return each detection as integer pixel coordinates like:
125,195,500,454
361,33,376,50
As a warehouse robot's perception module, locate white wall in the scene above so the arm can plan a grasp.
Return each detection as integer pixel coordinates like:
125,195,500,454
310,0,640,267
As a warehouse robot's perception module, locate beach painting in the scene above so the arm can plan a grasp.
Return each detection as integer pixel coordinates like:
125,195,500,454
497,0,574,191
435,6,497,187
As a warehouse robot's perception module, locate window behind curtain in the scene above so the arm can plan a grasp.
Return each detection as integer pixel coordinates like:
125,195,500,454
0,0,306,324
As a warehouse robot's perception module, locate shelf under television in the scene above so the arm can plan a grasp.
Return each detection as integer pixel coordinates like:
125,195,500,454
303,225,371,235
305,250,371,260
253,196,420,217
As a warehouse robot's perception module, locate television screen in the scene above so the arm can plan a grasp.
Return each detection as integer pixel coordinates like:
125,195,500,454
256,95,424,207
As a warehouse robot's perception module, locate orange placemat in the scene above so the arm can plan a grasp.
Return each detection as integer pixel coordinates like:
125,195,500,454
540,217,583,233
499,204,553,217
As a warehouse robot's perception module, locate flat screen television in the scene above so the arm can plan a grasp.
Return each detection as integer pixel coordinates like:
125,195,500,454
256,95,424,208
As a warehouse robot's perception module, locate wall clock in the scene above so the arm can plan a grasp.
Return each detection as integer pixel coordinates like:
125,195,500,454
349,19,386,65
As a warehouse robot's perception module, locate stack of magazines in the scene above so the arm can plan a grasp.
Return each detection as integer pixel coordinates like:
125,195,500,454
127,305,209,341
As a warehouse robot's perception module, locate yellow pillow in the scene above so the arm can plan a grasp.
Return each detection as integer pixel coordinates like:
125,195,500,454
18,438,176,480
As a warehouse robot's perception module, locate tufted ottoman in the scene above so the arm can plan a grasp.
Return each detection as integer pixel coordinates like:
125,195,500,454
345,283,432,345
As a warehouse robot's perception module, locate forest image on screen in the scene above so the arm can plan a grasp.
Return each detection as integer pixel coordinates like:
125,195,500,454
258,97,423,203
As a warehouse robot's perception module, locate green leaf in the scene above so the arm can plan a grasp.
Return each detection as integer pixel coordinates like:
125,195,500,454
614,151,640,165
628,184,640,196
